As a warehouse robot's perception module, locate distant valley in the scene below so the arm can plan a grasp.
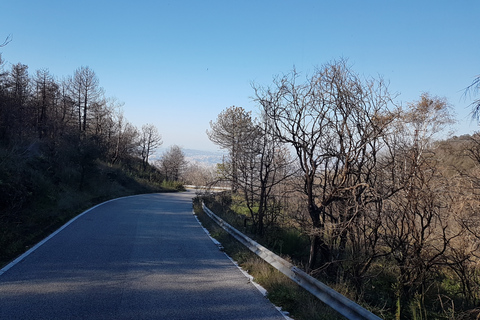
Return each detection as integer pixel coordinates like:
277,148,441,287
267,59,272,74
183,149,225,166
154,148,225,167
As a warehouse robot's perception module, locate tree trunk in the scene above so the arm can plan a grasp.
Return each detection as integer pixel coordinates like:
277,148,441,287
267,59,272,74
257,182,266,236
308,234,320,272
307,201,323,271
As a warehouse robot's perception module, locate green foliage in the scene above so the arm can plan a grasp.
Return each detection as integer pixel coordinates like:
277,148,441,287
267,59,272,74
266,280,343,320
360,265,397,317
161,180,186,191
265,228,310,262
231,200,253,217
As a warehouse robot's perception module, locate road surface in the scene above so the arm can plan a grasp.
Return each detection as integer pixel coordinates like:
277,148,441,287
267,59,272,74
0,191,286,320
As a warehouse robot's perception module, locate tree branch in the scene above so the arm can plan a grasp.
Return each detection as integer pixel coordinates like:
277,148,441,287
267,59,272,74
1,34,12,47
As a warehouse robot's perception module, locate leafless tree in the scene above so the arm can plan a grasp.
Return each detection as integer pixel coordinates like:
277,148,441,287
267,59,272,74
379,94,459,319
71,66,104,134
109,110,139,164
256,60,395,273
235,110,294,235
6,63,31,140
0,34,12,48
33,69,60,139
55,77,77,137
140,123,162,170
160,145,186,181
0,55,7,141
447,133,480,308
465,75,480,121
182,162,217,186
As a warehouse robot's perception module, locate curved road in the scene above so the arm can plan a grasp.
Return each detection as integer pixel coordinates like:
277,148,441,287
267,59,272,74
0,191,285,320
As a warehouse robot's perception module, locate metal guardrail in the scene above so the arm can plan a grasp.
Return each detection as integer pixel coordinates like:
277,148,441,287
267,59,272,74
185,185,232,192
202,202,382,320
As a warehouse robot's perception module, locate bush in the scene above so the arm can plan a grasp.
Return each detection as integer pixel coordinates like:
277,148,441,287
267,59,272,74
161,180,186,191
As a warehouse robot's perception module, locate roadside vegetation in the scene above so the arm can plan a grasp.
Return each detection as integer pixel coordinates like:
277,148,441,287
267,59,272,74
0,55,185,267
2,43,480,319
202,60,480,319
192,196,345,320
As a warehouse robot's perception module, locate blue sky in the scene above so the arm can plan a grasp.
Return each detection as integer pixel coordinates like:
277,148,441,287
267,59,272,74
1,1,479,151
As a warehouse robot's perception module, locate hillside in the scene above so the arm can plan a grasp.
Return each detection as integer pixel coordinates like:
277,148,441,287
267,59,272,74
0,143,172,268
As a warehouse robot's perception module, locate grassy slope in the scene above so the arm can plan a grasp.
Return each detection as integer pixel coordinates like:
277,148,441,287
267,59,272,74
0,147,178,268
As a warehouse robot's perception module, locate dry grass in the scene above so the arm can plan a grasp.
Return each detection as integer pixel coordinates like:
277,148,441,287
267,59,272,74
193,197,345,320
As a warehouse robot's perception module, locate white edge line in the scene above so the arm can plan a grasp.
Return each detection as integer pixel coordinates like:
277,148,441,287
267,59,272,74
0,195,138,277
191,210,294,320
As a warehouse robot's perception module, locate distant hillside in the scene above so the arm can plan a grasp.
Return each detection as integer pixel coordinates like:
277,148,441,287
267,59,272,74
183,149,225,166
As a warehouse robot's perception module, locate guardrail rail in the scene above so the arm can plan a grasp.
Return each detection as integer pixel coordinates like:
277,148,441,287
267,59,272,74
201,202,382,320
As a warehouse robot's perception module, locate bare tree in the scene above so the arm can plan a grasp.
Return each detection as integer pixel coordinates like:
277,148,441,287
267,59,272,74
235,111,293,235
256,60,394,272
71,66,103,134
0,54,7,141
0,34,12,48
465,75,480,121
182,162,217,186
447,133,480,308
380,94,458,319
140,123,162,170
160,145,186,181
6,63,31,140
55,77,77,137
109,110,139,164
33,69,59,138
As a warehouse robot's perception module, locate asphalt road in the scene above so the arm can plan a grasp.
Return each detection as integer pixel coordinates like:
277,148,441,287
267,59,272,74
0,191,286,320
